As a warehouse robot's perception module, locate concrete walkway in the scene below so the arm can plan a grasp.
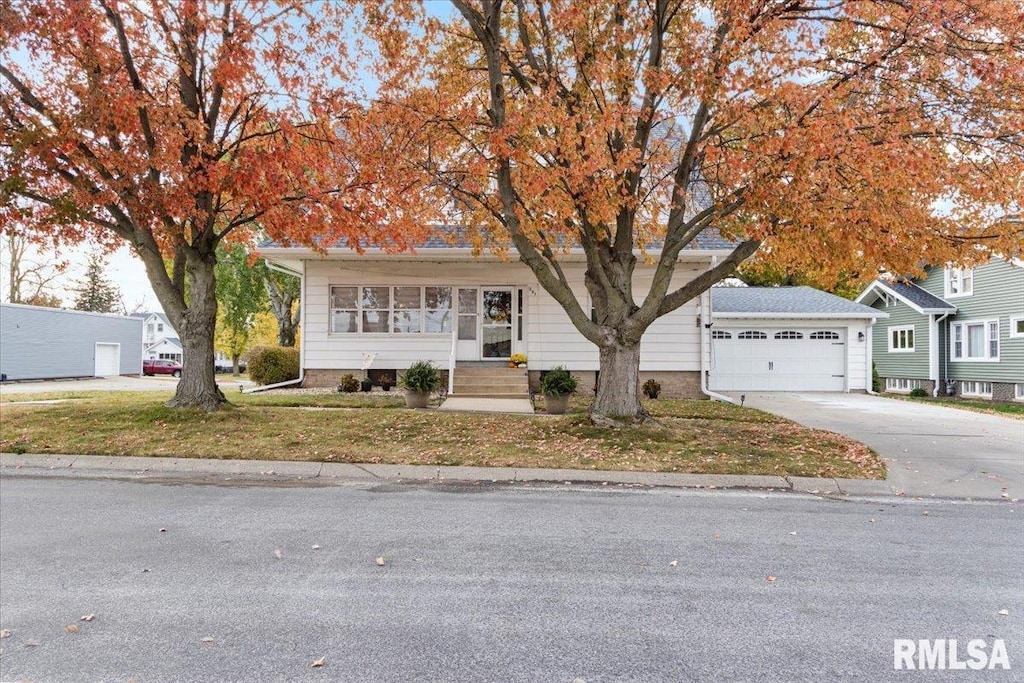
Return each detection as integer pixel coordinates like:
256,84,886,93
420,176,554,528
1,452,894,498
438,396,535,414
739,392,1024,500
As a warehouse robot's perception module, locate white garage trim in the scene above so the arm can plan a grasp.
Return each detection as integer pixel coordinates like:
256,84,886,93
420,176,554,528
709,326,849,392
95,342,120,377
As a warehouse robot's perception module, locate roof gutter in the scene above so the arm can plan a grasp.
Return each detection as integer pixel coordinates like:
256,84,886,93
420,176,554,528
699,261,734,404
242,263,306,394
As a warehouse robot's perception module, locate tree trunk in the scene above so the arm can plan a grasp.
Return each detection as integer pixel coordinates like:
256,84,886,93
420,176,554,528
232,353,241,377
167,255,227,411
278,322,296,348
590,341,648,427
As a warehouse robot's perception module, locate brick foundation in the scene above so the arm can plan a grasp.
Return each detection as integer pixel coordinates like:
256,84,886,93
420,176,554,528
528,369,704,399
992,382,1016,402
302,368,450,390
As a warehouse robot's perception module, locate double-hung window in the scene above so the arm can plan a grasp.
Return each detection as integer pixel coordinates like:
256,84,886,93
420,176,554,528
950,319,999,361
946,267,973,297
888,325,914,352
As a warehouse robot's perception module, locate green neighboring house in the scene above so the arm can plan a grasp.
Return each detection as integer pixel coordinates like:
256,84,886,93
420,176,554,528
856,258,1024,402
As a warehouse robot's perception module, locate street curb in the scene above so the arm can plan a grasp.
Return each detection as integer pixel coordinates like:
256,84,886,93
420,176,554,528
0,452,906,497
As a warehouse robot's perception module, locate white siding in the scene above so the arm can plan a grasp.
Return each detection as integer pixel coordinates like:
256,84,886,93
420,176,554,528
301,258,709,371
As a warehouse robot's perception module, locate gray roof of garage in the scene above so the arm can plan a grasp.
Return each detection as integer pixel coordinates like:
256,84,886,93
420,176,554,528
712,286,887,319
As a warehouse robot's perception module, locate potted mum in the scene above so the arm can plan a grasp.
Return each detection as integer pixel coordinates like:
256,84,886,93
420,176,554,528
540,366,578,415
400,361,441,408
509,352,528,368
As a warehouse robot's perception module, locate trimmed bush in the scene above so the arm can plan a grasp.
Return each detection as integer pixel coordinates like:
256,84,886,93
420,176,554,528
642,378,662,399
871,362,881,393
247,347,299,386
540,366,578,397
380,378,393,392
338,374,360,393
400,361,441,393
361,377,374,392
909,387,928,398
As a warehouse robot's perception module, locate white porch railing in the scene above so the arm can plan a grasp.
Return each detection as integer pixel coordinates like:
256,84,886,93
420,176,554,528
448,324,457,395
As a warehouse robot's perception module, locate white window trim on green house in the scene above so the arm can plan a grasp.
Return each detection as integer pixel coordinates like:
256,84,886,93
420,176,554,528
950,318,1000,362
1010,316,1024,339
886,378,924,393
944,267,974,298
960,381,993,398
888,325,915,352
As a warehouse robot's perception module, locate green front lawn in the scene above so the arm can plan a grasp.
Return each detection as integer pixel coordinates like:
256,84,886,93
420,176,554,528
0,390,885,479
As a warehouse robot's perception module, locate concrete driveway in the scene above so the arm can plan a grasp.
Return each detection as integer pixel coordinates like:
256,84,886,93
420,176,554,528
740,393,1024,500
0,375,254,396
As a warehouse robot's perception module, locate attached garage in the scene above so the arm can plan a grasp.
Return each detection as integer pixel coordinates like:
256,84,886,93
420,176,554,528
708,287,887,393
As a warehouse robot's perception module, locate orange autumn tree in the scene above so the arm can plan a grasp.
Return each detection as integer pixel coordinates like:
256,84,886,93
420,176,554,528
0,0,436,410
373,0,1023,424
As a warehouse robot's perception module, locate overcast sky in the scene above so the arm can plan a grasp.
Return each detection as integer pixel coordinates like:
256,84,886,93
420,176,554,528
0,240,160,313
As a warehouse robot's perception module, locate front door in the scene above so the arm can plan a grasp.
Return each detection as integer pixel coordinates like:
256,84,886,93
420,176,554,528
481,288,513,359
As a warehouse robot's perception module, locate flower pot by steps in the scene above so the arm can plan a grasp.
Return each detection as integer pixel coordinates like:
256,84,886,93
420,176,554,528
405,390,430,408
544,394,569,415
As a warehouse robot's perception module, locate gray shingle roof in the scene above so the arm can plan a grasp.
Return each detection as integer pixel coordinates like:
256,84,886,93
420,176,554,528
712,286,885,318
263,223,736,252
882,281,956,312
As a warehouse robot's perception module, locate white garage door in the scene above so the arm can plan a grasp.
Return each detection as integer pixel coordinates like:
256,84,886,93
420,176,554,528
95,343,120,377
709,328,847,392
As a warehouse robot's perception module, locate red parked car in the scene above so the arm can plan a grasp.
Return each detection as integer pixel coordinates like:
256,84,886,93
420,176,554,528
143,359,182,378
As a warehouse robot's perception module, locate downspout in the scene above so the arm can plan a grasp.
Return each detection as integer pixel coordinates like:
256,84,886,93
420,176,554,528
932,312,951,397
865,318,879,395
242,261,305,393
699,256,734,404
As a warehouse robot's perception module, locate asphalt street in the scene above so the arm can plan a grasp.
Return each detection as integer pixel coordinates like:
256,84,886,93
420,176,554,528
1,475,1021,682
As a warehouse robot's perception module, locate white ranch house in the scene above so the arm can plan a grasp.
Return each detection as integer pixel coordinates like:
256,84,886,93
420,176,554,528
262,230,882,398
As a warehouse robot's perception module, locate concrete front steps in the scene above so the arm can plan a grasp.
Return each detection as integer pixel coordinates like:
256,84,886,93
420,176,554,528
450,364,530,399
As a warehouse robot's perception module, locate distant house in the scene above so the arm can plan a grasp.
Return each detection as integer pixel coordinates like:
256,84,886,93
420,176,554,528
856,258,1024,401
131,311,231,368
132,312,182,362
0,303,143,381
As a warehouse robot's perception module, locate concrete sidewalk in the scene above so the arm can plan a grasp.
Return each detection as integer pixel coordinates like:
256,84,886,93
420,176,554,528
3,452,904,498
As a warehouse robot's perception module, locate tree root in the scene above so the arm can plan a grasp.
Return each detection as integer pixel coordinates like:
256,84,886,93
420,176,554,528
588,406,653,429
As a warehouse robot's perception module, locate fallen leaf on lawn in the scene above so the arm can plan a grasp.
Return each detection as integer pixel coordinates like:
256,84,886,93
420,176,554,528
922,510,930,516
869,518,876,523
201,637,216,643
997,609,1010,616
789,532,797,536
311,657,325,667
274,549,283,559
65,624,79,634
312,545,321,550
23,640,40,647
669,560,678,567
0,629,10,638
766,576,777,583
80,614,94,622
713,533,721,540
375,556,386,566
